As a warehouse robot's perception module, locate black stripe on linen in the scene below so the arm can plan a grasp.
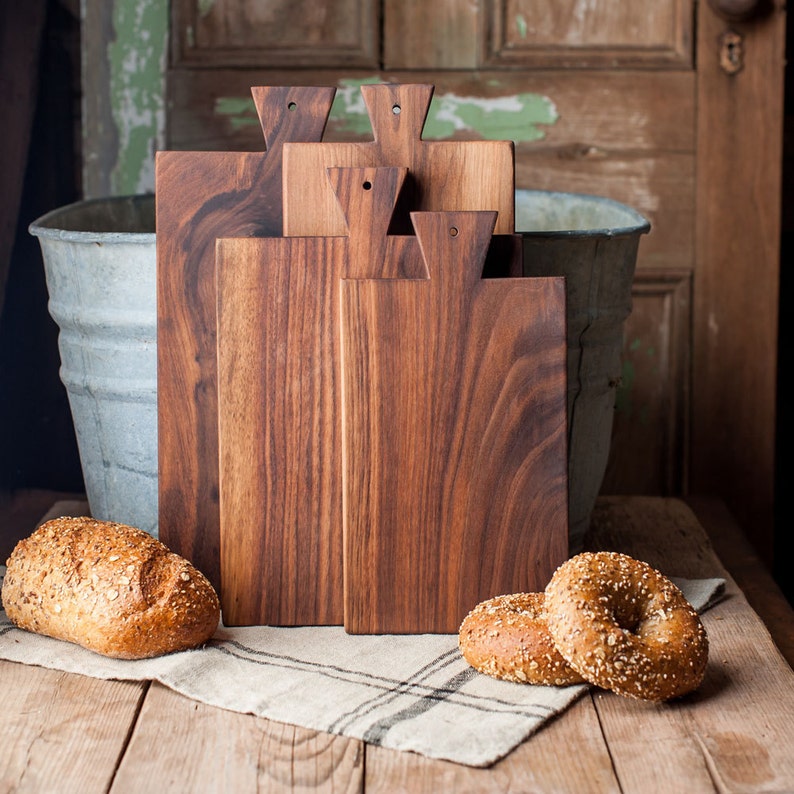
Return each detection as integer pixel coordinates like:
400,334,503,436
208,639,558,721
328,647,464,734
362,666,479,744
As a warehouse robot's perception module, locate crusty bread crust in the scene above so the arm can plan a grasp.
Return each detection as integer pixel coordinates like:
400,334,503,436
544,552,709,701
458,592,585,685
2,516,220,659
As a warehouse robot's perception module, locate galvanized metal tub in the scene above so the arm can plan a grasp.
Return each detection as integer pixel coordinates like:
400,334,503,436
516,190,650,553
29,195,158,536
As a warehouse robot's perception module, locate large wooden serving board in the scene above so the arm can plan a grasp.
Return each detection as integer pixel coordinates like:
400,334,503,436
282,83,515,237
216,167,421,626
340,211,569,634
156,86,335,591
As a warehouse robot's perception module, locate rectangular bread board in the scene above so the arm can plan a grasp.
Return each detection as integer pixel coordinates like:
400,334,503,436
340,210,569,634
156,86,335,590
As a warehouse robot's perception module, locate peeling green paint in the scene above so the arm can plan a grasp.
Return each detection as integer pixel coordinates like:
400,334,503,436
107,0,167,194
515,13,528,38
330,78,559,143
198,0,216,17
426,91,556,141
214,79,559,143
329,77,385,135
214,96,262,131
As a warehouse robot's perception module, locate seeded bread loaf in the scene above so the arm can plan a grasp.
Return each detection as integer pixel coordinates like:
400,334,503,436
1,516,220,659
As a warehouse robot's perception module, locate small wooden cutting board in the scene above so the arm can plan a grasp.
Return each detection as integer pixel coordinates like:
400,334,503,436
216,167,423,626
340,211,569,634
156,86,335,591
282,83,515,237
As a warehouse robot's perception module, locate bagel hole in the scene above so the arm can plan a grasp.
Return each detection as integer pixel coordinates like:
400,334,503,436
613,603,644,635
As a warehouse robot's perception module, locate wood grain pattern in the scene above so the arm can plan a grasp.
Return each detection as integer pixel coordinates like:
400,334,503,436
484,0,691,68
156,86,335,592
1,659,146,793
364,695,619,792
216,234,348,626
340,211,568,633
586,497,794,794
602,269,691,496
171,0,379,69
216,167,421,626
282,83,515,237
383,0,478,70
111,683,364,793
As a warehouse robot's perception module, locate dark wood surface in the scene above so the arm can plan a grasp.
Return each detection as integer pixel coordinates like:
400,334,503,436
2,494,793,792
215,166,425,626
340,211,568,633
156,86,335,593
217,233,350,626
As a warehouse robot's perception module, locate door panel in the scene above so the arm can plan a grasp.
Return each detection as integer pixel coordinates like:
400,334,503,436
603,270,691,496
171,0,379,68
484,0,692,68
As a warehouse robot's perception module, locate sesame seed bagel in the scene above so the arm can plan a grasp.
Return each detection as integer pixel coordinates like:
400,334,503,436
458,592,586,685
544,552,708,701
2,516,220,659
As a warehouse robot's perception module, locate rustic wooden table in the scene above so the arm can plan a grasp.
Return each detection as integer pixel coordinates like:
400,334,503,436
2,495,793,793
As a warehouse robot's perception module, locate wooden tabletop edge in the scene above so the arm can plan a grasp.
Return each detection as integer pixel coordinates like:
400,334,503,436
684,494,794,670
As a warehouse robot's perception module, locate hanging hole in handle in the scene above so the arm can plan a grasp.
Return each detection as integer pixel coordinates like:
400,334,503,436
287,101,297,111
392,104,401,115
449,226,459,237
362,181,372,191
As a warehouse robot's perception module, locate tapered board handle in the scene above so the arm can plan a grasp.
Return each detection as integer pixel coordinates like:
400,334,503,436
251,85,336,151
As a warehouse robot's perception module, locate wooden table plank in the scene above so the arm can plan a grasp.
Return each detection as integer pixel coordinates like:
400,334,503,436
111,683,364,793
589,583,794,793
364,695,620,793
686,494,794,668
586,496,794,793
0,660,146,793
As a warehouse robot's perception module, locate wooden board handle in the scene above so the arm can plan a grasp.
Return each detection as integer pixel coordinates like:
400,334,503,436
411,210,497,291
327,166,407,278
361,83,433,155
251,85,336,150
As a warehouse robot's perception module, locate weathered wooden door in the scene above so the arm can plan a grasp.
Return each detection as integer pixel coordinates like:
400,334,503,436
166,0,785,566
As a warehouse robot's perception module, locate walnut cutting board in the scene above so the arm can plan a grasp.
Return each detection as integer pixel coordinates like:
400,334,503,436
282,83,515,237
216,166,427,626
156,86,335,591
340,211,569,634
